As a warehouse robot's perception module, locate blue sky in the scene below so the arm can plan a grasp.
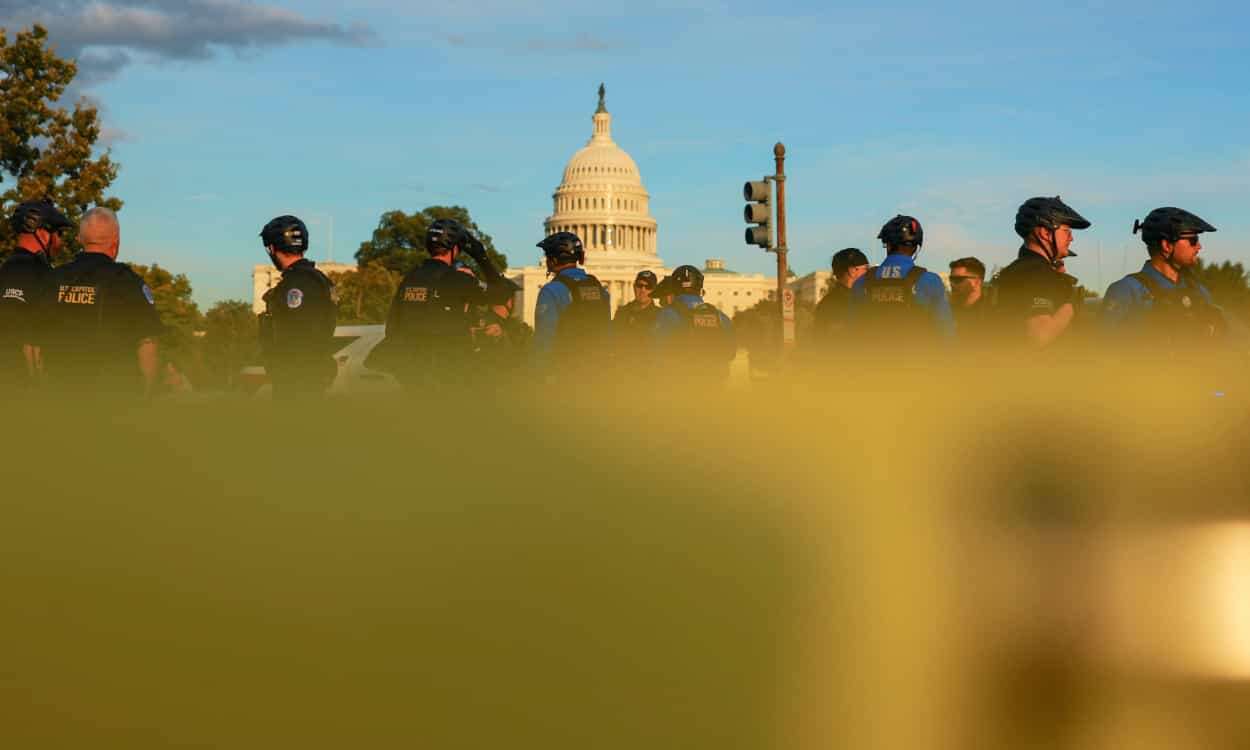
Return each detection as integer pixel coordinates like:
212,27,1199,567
7,0,1249,305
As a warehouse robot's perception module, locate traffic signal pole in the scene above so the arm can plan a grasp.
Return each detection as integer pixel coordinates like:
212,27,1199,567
743,142,795,350
774,143,795,349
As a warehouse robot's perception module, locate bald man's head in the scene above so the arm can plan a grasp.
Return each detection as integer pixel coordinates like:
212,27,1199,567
79,207,121,257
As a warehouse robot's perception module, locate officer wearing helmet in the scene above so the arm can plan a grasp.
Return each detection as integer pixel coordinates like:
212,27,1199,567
850,215,954,340
653,264,736,381
257,215,337,398
42,207,164,396
0,199,70,385
1101,208,1222,346
531,231,611,372
991,196,1090,348
373,218,514,387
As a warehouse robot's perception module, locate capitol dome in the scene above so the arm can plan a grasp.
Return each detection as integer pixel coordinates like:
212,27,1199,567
544,85,658,258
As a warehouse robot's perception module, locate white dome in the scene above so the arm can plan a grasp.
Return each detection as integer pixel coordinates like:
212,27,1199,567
544,85,658,259
561,141,643,187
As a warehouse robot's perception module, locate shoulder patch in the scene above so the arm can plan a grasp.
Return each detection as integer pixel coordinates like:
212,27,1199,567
3,287,26,302
142,284,155,305
286,287,304,309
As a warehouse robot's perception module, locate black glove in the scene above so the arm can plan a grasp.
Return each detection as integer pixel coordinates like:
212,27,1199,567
463,233,488,264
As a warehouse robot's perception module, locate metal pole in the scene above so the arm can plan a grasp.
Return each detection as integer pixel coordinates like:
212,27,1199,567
774,143,795,348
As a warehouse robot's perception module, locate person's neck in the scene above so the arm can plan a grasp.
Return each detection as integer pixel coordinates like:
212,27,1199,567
83,247,117,260
837,275,855,289
15,236,45,254
1022,242,1052,262
1148,255,1181,284
430,254,454,266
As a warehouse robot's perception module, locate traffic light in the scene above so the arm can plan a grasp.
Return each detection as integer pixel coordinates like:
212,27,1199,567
743,180,773,249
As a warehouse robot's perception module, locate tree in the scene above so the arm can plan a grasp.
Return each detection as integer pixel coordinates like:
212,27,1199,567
131,263,202,374
327,260,400,325
198,300,259,390
355,206,508,277
1193,259,1250,322
0,25,122,261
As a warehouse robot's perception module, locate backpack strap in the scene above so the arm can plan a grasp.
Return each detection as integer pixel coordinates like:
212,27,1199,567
1130,271,1164,301
554,274,577,297
903,265,926,289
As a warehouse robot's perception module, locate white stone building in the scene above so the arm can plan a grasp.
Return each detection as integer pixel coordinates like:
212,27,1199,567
506,86,776,327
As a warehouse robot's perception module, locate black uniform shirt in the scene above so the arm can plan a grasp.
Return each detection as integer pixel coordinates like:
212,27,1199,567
43,251,164,380
613,299,659,357
952,295,991,342
0,249,55,376
384,259,498,350
992,248,1080,333
813,284,853,342
261,258,336,367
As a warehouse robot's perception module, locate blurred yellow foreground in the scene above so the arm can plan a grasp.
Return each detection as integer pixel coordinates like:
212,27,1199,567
3,361,1249,748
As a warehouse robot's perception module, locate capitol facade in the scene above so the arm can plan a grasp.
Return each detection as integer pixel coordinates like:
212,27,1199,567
506,86,777,327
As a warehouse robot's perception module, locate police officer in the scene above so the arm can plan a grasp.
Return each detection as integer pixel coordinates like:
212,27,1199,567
613,270,660,357
948,257,991,345
813,247,869,346
373,218,512,388
531,231,611,372
850,215,954,340
990,196,1090,349
1101,207,1221,348
652,275,675,307
257,215,336,398
653,265,736,382
42,207,163,396
0,199,69,385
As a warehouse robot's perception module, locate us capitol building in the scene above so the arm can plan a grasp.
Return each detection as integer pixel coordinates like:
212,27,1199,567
504,85,780,327
254,86,814,322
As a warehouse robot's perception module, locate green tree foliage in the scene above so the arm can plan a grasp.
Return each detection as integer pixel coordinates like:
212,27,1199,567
355,206,508,276
0,25,122,261
131,263,202,373
198,300,259,389
328,260,400,325
1193,259,1250,321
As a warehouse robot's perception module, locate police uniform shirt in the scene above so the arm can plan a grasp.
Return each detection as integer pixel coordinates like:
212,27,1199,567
951,296,991,341
992,248,1080,330
812,284,853,341
0,249,55,375
1100,261,1217,337
613,299,659,352
44,251,163,375
614,299,659,330
654,293,736,360
532,267,609,367
262,258,336,367
385,258,492,350
848,254,955,338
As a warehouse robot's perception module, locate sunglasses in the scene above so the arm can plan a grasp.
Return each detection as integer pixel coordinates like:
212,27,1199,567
949,275,980,284
634,282,654,289
1177,235,1201,246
